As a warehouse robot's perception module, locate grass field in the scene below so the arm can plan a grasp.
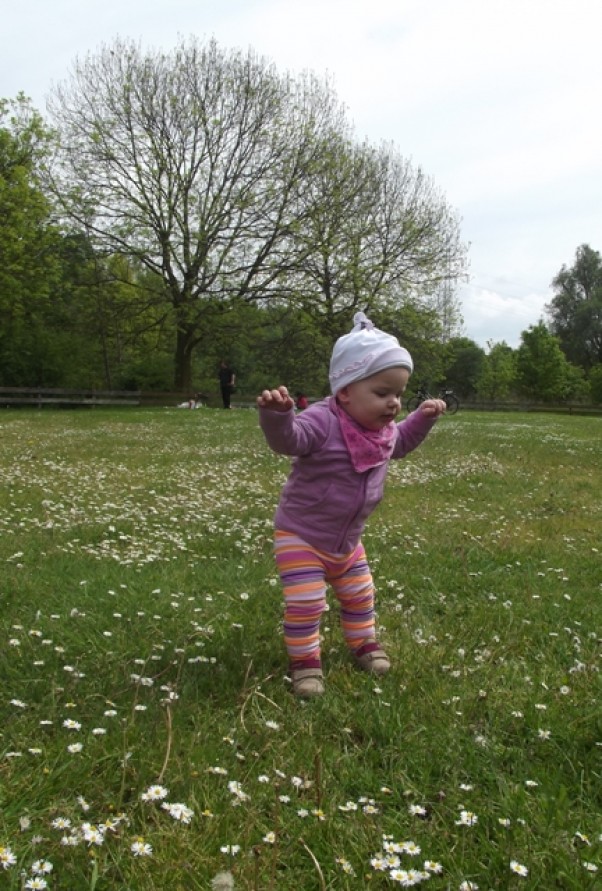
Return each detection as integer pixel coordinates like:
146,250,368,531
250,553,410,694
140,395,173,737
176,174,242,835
0,407,600,890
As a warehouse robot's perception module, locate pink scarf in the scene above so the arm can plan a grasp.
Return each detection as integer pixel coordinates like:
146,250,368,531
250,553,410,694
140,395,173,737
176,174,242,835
335,403,396,472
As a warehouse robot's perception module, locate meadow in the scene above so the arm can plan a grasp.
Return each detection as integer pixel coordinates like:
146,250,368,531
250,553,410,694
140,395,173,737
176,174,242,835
0,406,600,890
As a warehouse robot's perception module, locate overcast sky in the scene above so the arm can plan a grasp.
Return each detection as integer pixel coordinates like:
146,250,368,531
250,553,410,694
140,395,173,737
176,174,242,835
3,0,602,348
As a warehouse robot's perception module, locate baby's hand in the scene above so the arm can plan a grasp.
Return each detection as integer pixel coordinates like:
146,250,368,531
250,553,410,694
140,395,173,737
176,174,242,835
419,398,447,418
256,386,295,412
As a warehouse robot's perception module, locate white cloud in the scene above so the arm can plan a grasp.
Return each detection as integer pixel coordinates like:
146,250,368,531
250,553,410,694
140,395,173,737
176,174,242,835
459,285,549,349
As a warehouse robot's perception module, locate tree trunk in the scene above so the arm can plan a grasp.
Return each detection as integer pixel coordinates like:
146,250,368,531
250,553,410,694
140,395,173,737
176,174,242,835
174,326,195,393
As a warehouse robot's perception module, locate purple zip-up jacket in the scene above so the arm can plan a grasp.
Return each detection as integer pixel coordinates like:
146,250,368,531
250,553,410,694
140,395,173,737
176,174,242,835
259,396,438,554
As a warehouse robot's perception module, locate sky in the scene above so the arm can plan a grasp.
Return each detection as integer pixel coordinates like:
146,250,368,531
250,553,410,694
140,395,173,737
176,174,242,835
3,0,602,349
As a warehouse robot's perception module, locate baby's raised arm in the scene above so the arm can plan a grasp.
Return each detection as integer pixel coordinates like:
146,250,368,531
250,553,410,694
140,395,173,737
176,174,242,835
256,385,295,413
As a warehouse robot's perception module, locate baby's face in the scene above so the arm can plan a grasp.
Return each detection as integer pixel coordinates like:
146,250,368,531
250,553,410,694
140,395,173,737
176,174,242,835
337,367,410,430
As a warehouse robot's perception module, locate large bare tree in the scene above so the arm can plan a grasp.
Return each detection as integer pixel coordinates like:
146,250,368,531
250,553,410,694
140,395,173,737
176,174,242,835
46,38,347,390
284,135,467,341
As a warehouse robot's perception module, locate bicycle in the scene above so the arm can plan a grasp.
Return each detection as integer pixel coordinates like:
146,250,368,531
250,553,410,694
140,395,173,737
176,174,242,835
406,385,459,415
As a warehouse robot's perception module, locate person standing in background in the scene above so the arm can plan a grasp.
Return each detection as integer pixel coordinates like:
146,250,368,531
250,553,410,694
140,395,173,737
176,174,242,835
218,360,236,409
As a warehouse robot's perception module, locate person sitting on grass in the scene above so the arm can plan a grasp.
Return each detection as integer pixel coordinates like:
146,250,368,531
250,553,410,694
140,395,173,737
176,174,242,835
295,392,309,411
256,311,446,699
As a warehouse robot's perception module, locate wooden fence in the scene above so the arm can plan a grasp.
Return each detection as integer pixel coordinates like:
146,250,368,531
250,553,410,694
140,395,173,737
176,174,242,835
0,387,600,415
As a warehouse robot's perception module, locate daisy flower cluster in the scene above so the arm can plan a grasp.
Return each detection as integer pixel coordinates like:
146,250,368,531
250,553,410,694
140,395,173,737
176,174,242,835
0,810,131,880
140,783,195,824
369,835,442,885
0,416,275,570
0,786,194,878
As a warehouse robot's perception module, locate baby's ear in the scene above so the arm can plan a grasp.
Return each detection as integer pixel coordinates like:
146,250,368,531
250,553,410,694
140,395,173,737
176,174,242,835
336,387,351,405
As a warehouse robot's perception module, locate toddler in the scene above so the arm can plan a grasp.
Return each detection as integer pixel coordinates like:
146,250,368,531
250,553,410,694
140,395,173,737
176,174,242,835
257,312,446,698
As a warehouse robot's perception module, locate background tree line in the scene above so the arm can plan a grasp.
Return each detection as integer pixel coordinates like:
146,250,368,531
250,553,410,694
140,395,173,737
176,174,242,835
1,38,601,405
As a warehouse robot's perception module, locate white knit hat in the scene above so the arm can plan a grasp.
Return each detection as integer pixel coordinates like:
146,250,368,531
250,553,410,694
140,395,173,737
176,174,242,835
329,312,413,395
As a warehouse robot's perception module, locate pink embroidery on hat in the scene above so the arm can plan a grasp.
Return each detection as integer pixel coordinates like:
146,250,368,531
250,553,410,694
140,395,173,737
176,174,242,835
329,353,375,380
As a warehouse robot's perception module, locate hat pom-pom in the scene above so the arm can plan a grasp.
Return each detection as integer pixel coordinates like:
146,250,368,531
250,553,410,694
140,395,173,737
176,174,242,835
353,311,374,331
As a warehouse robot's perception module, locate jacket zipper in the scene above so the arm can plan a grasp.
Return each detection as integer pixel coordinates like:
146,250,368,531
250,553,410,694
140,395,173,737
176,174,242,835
335,471,369,552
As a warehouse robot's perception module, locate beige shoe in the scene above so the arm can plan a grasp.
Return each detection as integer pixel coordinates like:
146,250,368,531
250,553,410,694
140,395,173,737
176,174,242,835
353,643,391,676
291,668,324,699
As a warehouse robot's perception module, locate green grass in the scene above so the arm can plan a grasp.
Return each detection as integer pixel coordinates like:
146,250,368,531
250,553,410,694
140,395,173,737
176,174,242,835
0,407,600,889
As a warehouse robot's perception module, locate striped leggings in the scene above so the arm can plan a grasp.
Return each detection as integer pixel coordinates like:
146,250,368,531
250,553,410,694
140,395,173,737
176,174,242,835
274,530,376,667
